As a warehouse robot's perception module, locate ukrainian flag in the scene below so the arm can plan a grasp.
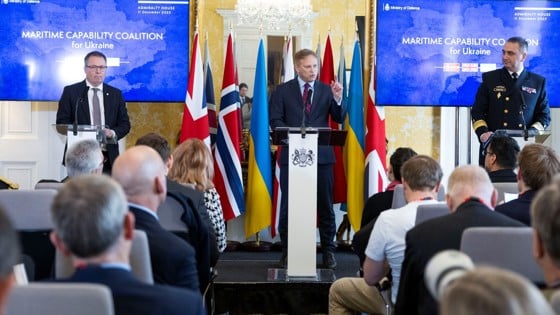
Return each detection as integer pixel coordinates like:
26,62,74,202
344,39,365,232
245,39,272,238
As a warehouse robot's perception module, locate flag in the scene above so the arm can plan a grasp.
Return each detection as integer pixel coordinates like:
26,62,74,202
214,33,244,221
245,39,273,238
321,34,347,204
365,57,388,199
180,31,209,145
316,36,322,81
344,39,365,232
204,37,217,145
280,35,294,83
338,40,348,106
271,35,294,238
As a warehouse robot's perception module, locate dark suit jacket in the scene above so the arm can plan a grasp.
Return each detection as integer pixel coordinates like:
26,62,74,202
352,190,395,265
166,178,219,267
269,78,345,165
472,67,550,138
394,199,525,315
56,80,131,166
129,205,200,292
495,189,536,226
55,266,204,315
488,169,517,183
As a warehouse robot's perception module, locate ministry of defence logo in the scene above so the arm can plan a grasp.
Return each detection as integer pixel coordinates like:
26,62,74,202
291,148,315,167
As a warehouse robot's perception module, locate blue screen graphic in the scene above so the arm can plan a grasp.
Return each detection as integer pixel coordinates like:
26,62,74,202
376,0,560,107
0,0,189,102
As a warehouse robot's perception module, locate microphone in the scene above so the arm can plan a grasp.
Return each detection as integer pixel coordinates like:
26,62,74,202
519,86,528,141
73,87,89,136
300,87,313,138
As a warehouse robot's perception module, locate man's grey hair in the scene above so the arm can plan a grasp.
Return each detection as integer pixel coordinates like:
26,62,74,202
51,174,128,258
0,206,20,278
65,139,103,177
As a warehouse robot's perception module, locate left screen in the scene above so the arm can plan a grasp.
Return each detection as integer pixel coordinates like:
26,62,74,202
0,0,189,102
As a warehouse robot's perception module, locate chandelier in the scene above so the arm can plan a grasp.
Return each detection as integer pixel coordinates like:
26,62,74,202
235,0,312,30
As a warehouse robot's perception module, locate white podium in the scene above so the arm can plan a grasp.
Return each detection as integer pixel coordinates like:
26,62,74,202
269,127,347,281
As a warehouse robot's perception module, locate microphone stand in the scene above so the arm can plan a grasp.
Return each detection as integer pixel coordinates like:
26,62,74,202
519,86,528,141
300,88,313,139
74,87,89,136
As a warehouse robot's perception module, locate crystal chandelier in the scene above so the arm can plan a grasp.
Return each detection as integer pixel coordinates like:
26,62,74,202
235,0,312,30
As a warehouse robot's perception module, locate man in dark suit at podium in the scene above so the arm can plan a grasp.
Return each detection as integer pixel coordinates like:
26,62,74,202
472,36,550,165
269,48,345,269
56,51,130,173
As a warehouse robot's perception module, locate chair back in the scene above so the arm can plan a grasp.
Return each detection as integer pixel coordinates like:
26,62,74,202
0,190,56,230
493,182,518,203
460,227,544,285
55,229,153,284
415,203,450,225
391,184,446,209
34,182,64,191
158,194,190,233
5,283,114,315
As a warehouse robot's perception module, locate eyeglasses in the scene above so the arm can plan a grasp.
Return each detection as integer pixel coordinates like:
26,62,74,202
86,65,107,71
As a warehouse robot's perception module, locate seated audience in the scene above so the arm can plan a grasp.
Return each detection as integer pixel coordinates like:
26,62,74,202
169,138,227,253
50,175,205,315
135,132,216,288
352,147,417,266
483,134,519,183
496,143,560,225
112,146,200,292
0,205,21,313
329,155,443,315
531,176,560,300
394,164,524,315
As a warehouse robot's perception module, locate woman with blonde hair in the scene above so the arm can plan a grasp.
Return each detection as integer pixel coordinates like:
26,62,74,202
169,138,227,252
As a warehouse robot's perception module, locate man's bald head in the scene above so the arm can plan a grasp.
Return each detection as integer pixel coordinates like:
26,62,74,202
446,165,496,211
112,145,167,208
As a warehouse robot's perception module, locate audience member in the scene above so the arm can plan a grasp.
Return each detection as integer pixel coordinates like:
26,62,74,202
135,132,216,290
329,155,443,315
496,143,560,225
65,139,104,177
352,147,417,266
483,134,519,183
112,146,200,291
440,266,553,315
0,205,21,313
531,176,560,300
394,164,524,315
169,138,227,252
50,175,204,315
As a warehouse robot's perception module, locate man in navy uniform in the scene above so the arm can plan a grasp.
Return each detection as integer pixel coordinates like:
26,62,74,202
471,36,550,165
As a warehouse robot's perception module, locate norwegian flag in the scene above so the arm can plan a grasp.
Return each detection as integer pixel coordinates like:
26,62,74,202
213,32,245,220
179,31,209,145
364,58,388,198
204,36,217,145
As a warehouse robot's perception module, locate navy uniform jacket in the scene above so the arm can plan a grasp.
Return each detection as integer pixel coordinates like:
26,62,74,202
55,266,205,315
269,78,345,165
56,80,131,166
471,67,550,138
394,199,524,315
130,205,200,292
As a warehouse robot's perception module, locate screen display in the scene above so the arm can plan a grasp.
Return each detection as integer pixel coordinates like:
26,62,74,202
0,0,189,102
376,0,560,107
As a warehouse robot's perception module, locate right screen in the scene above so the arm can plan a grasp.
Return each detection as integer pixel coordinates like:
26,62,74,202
376,0,560,107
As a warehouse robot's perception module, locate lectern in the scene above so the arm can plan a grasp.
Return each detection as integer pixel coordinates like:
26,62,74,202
271,127,347,280
54,124,116,149
493,129,551,149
